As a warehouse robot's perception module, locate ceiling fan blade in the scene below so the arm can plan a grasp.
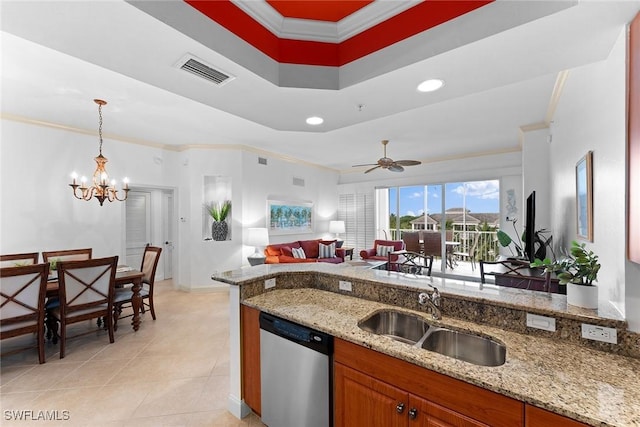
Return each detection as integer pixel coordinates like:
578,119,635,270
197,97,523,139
352,163,378,167
364,165,382,174
394,160,421,166
389,164,405,172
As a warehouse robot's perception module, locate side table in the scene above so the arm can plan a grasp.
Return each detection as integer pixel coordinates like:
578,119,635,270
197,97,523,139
341,247,354,261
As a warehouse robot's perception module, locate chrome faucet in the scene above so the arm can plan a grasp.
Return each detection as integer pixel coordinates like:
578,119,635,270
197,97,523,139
418,288,441,320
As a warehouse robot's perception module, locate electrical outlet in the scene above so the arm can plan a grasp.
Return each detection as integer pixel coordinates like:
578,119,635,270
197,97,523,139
264,278,276,289
581,323,617,344
526,313,556,332
339,280,352,292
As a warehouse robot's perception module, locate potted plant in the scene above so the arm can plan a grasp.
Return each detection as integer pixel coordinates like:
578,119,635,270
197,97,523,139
497,219,554,261
206,200,231,241
530,240,600,308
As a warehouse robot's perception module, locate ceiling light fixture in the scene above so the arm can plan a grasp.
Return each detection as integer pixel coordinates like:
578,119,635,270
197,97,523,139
69,99,129,206
417,79,445,93
306,116,324,125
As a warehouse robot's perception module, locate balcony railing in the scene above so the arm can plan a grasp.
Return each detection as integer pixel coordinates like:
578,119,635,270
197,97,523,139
390,229,500,262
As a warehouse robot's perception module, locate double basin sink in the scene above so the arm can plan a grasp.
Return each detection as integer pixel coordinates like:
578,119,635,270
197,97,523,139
358,310,506,367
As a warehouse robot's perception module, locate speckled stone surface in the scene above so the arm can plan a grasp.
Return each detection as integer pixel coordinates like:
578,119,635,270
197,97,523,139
213,263,640,358
243,288,640,427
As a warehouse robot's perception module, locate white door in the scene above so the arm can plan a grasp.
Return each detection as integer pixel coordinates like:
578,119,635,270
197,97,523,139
126,191,151,269
162,191,174,279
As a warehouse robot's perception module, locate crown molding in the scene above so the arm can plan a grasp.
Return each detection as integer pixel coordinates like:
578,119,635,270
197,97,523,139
1,113,338,172
232,0,419,43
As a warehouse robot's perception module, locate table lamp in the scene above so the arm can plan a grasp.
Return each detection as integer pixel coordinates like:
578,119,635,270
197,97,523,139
329,220,345,248
247,227,269,266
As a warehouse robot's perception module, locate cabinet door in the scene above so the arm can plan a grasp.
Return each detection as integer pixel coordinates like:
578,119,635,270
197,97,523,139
525,405,589,427
241,304,261,414
335,362,408,427
408,395,491,427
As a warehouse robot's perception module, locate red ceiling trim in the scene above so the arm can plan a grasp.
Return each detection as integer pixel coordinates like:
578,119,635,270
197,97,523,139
339,0,494,65
185,0,494,67
266,0,374,22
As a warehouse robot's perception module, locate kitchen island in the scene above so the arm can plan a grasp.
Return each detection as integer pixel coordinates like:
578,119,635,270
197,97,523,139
213,263,640,427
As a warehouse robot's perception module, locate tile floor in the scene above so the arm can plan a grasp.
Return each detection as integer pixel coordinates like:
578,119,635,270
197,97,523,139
1,280,264,426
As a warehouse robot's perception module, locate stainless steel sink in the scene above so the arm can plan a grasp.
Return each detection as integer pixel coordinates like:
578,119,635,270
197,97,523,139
420,328,506,367
358,310,506,366
358,310,431,345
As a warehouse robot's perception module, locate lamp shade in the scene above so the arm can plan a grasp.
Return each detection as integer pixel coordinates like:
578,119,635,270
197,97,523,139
329,221,345,234
246,227,269,247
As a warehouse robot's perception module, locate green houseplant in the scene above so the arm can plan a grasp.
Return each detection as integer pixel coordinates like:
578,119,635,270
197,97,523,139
206,200,231,241
530,240,600,308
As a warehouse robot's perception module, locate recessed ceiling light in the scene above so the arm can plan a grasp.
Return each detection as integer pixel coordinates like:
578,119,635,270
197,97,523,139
417,79,444,93
306,116,324,125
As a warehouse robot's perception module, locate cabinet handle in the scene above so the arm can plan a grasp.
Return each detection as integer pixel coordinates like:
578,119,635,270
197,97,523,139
408,408,418,419
396,402,405,414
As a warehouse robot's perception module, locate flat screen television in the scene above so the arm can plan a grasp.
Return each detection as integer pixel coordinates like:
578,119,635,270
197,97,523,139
525,191,536,262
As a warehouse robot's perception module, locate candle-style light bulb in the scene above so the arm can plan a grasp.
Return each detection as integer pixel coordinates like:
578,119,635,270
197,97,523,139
70,171,78,185
123,177,129,189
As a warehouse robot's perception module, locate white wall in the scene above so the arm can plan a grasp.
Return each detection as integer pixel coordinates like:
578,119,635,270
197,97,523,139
0,120,177,260
240,150,340,256
548,27,628,319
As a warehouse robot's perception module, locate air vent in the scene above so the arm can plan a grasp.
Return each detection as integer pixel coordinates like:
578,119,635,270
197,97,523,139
293,177,305,187
258,157,268,165
176,54,235,86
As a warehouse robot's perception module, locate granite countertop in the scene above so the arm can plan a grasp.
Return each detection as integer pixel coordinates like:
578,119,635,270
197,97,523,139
243,288,640,427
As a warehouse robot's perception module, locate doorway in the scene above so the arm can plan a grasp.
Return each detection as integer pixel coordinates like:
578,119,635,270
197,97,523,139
125,187,177,282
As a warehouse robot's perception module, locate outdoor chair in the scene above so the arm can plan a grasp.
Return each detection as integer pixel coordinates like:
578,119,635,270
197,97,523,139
113,246,162,331
453,233,480,271
0,263,49,363
422,232,442,258
402,232,422,254
47,256,117,358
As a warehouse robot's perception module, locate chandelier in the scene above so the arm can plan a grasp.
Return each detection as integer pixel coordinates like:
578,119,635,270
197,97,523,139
69,99,129,206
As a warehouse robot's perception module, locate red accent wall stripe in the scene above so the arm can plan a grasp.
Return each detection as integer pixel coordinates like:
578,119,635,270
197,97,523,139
184,0,493,66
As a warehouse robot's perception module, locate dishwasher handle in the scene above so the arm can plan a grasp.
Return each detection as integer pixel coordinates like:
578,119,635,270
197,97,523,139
260,312,333,355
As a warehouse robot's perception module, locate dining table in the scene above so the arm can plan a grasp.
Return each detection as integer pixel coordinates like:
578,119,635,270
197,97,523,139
46,267,145,331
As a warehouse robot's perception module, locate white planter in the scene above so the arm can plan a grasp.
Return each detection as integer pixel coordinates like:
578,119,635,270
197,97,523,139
566,283,598,309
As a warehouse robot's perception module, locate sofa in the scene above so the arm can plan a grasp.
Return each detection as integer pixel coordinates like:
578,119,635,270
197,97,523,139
360,240,405,262
265,239,345,264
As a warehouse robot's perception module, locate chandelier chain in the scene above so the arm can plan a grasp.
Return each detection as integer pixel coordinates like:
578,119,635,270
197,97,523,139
98,102,103,156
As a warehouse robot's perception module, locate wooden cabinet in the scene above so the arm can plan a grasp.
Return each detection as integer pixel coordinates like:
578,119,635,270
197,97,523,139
335,362,408,427
240,304,261,415
335,363,491,427
334,338,521,427
525,405,589,427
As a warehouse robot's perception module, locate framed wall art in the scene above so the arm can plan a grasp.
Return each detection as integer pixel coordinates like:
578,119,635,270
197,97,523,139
576,151,593,241
267,200,313,235
628,12,640,263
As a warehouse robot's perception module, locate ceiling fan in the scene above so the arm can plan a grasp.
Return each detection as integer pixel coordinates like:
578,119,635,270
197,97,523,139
353,140,422,173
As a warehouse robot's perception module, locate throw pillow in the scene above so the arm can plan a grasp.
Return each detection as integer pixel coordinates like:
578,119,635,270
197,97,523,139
292,247,306,259
299,240,320,259
318,242,336,258
376,245,396,257
281,246,293,257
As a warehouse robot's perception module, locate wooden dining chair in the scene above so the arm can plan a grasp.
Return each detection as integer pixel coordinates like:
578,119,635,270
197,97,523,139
42,248,92,266
113,246,162,331
1,263,49,363
47,256,117,358
0,252,39,268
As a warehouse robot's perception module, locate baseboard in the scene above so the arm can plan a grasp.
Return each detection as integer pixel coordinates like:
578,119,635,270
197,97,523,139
177,283,230,293
227,394,252,419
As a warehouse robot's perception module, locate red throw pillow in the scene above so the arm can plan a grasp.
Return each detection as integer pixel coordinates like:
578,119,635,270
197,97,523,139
299,239,320,259
281,246,293,257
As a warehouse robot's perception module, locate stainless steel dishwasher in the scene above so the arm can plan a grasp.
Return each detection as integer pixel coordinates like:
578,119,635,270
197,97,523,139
259,312,333,427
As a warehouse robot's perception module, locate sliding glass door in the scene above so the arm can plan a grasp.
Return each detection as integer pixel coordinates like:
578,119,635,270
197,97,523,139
382,180,500,280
